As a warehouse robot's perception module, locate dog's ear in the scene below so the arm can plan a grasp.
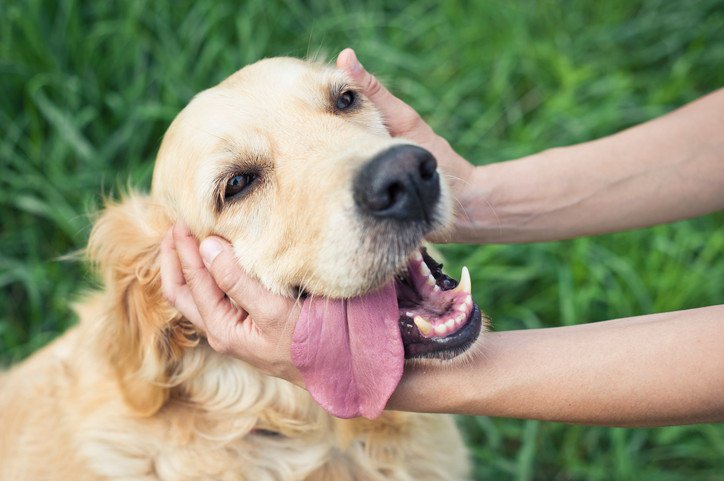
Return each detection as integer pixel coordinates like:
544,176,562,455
88,194,197,416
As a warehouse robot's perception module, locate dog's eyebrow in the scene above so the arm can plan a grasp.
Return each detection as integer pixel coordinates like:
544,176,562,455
329,80,350,97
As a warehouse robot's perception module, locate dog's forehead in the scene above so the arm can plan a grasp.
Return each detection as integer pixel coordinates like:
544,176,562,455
212,57,346,117
151,58,352,205
171,58,345,146
222,57,337,95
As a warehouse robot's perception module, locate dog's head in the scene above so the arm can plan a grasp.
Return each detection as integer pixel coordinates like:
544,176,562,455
154,57,449,298
88,58,481,418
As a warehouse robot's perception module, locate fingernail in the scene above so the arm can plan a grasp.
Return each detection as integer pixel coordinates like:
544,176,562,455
200,237,223,266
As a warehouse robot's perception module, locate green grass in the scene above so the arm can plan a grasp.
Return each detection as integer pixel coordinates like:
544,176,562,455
2,0,723,479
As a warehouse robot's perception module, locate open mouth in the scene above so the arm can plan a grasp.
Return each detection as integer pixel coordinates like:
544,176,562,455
395,248,482,360
289,246,483,419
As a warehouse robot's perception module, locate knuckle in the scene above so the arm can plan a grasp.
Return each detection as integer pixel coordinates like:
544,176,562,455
364,74,384,98
181,264,202,285
399,106,423,130
212,261,240,294
206,333,229,355
161,284,176,304
405,108,424,127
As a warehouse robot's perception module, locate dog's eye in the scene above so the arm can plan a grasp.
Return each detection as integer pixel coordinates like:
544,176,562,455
225,173,256,199
335,90,356,111
252,428,283,438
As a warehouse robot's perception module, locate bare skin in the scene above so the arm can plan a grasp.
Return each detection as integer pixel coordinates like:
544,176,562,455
160,48,724,427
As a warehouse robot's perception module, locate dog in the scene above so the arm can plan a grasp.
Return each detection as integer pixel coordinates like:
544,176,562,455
0,57,483,480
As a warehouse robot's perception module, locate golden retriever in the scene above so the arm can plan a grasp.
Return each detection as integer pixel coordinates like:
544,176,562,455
0,58,482,480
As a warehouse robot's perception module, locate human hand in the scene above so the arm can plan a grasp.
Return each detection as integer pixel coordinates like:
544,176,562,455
336,48,476,241
160,222,303,386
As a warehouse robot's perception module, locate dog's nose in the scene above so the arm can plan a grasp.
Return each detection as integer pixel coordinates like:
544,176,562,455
353,145,440,222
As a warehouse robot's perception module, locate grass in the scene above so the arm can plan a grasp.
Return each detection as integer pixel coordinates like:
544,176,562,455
2,0,723,479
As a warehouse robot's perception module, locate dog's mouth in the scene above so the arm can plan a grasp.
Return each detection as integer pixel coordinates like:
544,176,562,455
395,248,482,360
290,247,483,419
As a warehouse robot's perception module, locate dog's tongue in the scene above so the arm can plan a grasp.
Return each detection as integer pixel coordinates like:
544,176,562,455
290,282,403,419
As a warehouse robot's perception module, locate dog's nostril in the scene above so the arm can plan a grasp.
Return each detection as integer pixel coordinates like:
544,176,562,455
365,181,404,212
419,157,436,181
385,182,404,208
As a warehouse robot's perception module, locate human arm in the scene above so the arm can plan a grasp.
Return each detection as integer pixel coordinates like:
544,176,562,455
390,305,724,427
455,89,724,243
337,49,724,244
162,229,724,426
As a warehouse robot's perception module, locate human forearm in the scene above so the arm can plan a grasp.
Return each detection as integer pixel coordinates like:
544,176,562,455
454,88,724,243
389,305,724,427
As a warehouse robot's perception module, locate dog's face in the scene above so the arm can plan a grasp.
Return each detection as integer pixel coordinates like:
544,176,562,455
152,57,448,298
148,57,482,362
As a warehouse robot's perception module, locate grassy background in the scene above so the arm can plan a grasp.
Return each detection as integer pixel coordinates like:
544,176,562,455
2,0,723,479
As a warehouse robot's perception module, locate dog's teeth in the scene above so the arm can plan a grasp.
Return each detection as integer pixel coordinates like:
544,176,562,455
455,313,466,325
426,275,436,286
434,323,448,335
444,318,456,330
453,266,471,294
419,262,431,277
412,250,423,262
457,302,467,312
405,311,414,318
433,285,441,293
413,316,434,336
465,294,472,306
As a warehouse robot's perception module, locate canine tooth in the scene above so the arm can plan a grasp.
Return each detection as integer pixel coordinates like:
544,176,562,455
454,266,471,294
426,275,436,286
412,250,423,262
434,324,448,335
413,316,434,336
419,262,431,277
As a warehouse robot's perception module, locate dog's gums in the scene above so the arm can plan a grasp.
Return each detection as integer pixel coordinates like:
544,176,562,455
396,248,483,359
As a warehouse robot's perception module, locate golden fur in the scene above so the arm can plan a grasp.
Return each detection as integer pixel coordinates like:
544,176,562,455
0,58,470,480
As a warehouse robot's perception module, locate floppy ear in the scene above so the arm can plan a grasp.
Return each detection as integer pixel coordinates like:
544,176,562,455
87,193,198,416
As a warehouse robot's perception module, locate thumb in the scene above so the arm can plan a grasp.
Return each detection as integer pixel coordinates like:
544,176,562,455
199,237,293,320
172,223,247,352
336,48,426,138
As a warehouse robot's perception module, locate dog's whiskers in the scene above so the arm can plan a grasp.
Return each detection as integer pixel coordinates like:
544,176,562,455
442,173,503,240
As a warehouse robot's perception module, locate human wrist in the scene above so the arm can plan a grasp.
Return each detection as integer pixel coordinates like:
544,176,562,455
446,148,575,244
430,134,475,195
445,162,502,244
388,333,504,415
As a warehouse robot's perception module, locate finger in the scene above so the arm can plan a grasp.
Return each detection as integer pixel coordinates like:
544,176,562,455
336,48,424,137
159,227,203,326
199,236,295,321
172,222,247,347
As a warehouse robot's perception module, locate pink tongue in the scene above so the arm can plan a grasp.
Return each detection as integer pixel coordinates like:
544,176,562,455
290,282,403,419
